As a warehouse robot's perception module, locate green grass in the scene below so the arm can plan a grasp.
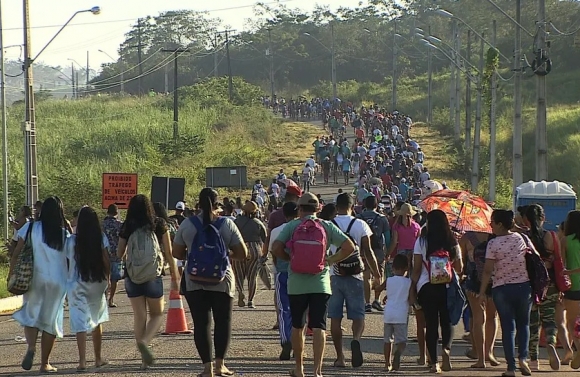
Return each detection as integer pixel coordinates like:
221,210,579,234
3,90,294,216
0,263,8,299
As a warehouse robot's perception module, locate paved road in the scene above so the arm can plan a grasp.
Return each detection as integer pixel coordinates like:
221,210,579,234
0,121,576,376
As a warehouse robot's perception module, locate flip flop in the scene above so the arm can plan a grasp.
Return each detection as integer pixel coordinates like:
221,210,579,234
351,339,363,368
21,350,35,371
95,360,109,368
215,371,235,377
137,342,155,366
108,303,117,308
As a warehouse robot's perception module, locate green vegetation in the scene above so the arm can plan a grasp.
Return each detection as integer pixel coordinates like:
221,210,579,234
0,264,8,299
4,77,314,214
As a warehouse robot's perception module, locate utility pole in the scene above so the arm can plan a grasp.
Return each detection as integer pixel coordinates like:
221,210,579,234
513,0,523,197
164,63,169,93
427,25,433,124
454,24,461,140
465,29,472,152
268,28,275,101
449,20,456,127
76,71,79,98
489,20,498,201
71,63,75,99
331,23,337,101
0,1,9,239
392,20,397,109
536,0,548,180
120,57,125,93
162,49,189,141
137,18,144,95
22,0,38,207
216,29,235,101
472,34,484,192
86,50,89,90
213,33,219,77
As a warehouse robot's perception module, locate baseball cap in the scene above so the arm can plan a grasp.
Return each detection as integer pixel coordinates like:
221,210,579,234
286,185,302,197
297,192,319,207
175,201,185,210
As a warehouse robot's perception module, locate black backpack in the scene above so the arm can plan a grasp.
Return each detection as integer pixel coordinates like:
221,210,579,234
331,218,364,276
359,213,385,251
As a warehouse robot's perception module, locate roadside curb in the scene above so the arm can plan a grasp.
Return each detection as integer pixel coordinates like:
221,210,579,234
0,295,22,313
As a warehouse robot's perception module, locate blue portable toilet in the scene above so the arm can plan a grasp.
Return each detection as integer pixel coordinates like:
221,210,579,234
515,180,577,231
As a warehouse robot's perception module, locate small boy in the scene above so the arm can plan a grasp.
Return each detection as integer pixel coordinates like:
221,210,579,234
383,254,411,371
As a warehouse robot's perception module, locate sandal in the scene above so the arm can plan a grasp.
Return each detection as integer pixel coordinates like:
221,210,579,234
40,365,58,374
137,342,155,366
21,350,35,371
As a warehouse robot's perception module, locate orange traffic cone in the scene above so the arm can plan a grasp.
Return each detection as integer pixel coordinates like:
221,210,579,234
162,282,192,335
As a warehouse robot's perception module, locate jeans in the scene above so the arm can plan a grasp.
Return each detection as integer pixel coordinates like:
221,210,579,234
492,282,532,372
184,290,233,364
327,276,365,320
418,283,454,365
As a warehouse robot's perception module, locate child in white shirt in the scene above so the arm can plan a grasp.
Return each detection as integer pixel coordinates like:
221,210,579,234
384,254,412,371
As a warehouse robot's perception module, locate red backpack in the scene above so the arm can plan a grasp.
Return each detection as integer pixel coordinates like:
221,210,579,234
287,218,328,274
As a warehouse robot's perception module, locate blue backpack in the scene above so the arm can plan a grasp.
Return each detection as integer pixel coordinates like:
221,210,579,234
187,216,229,285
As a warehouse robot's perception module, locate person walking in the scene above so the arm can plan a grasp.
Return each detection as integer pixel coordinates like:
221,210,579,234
9,196,69,373
271,193,356,377
173,188,248,377
66,206,110,371
479,210,533,377
102,204,122,308
233,201,267,308
410,209,463,374
117,194,179,369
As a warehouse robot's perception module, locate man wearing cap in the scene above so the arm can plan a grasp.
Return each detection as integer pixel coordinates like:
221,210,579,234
328,193,382,368
272,193,356,377
170,201,186,225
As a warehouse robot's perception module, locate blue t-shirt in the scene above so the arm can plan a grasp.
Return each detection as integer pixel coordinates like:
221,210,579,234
342,159,352,172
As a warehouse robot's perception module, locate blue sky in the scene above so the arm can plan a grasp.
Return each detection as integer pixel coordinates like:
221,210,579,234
2,0,362,70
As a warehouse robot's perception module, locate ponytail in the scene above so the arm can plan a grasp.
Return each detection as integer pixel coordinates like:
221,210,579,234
525,204,549,258
199,187,219,230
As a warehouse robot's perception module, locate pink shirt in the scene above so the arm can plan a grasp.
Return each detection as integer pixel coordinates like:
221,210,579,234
393,220,421,251
485,232,530,288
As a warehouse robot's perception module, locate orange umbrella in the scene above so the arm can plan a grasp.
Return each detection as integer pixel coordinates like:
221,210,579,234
418,189,493,233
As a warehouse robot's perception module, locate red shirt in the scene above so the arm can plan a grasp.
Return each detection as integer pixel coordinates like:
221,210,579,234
355,129,365,139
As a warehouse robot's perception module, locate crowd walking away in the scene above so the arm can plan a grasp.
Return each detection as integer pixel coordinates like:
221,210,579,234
7,100,580,377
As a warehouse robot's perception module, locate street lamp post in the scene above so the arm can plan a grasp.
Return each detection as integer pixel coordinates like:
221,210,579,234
0,2,8,239
98,49,124,93
22,3,100,207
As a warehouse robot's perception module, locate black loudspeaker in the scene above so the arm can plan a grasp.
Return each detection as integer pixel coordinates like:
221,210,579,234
151,176,186,210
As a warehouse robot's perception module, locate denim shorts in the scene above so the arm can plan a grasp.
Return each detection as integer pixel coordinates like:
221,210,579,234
125,276,164,299
328,275,365,320
110,262,123,282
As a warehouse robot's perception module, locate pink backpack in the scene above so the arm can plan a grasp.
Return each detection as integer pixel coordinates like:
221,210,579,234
287,218,328,274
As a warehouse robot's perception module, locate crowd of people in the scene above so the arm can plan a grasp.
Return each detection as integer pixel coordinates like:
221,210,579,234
7,101,580,377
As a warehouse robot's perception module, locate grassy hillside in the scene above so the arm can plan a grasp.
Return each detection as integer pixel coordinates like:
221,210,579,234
3,78,318,216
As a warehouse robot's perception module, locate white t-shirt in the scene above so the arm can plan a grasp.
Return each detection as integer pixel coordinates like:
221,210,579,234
270,183,280,196
384,275,412,324
413,163,424,171
413,238,430,293
373,128,382,136
306,158,315,168
269,223,287,252
302,166,313,177
419,172,431,184
329,215,372,279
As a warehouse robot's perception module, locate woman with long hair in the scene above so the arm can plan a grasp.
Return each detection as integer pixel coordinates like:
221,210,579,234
233,201,267,308
117,194,179,368
410,209,463,374
10,196,68,373
479,210,532,377
524,204,572,370
66,206,110,371
459,231,499,368
173,188,248,377
562,211,580,367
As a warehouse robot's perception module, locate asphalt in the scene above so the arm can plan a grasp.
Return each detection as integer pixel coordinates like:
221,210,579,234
0,120,576,376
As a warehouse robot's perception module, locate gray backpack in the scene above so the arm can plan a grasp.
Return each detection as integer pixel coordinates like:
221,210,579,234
126,227,163,284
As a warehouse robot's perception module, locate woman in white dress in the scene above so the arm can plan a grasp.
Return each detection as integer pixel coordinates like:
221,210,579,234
9,196,69,373
66,206,110,371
